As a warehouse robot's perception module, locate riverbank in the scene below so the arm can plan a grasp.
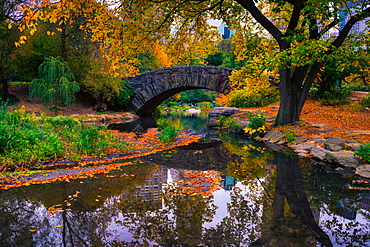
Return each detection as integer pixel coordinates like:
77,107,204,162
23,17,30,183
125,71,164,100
2,83,369,187
207,100,370,178
0,129,201,190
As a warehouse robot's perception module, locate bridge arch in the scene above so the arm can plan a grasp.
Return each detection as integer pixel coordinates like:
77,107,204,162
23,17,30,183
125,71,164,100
125,65,232,116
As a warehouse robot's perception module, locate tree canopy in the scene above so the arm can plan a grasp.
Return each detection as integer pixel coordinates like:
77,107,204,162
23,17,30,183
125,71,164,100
16,0,370,124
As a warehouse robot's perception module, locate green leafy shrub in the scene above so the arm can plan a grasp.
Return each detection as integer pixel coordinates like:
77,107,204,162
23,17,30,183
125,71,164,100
359,95,370,108
180,90,216,103
218,116,240,129
354,143,370,163
112,82,135,107
284,130,298,143
244,113,267,137
228,88,280,108
205,52,224,66
344,85,370,92
159,126,178,143
197,102,214,112
319,88,350,106
78,125,115,155
0,106,128,168
157,117,180,143
228,69,280,108
29,57,80,107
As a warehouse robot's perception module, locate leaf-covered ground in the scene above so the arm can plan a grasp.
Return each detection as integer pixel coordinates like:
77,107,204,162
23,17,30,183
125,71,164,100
252,99,370,143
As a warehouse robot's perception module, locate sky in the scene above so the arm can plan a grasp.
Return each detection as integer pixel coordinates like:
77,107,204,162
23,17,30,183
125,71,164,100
208,19,222,27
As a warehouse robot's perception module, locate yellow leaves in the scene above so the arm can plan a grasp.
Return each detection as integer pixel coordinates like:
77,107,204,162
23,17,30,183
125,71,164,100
253,56,261,63
244,125,267,137
46,31,56,35
18,25,26,32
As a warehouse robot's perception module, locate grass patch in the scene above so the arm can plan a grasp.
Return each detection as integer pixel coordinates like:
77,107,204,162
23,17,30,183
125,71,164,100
0,105,129,169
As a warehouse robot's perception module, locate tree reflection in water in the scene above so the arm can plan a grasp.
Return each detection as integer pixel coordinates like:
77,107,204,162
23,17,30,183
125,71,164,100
0,142,370,246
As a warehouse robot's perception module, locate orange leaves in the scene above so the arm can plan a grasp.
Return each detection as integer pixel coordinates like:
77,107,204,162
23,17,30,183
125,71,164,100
0,129,201,190
215,93,229,107
243,99,369,143
179,170,222,197
299,100,370,143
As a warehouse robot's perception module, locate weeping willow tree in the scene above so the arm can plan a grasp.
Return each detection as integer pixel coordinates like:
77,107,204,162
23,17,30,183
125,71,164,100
29,57,80,108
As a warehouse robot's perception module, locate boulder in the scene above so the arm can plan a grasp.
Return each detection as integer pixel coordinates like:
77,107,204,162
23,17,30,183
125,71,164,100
208,107,241,118
228,120,251,134
324,137,345,151
294,136,309,144
236,120,251,127
310,146,330,160
325,151,363,168
265,116,276,123
312,136,326,144
269,133,285,143
261,130,281,142
207,107,241,127
355,165,370,178
264,142,285,152
294,142,317,156
277,139,287,145
346,142,361,151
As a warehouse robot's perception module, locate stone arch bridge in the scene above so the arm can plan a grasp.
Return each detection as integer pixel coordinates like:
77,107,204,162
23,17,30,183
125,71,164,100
124,66,232,116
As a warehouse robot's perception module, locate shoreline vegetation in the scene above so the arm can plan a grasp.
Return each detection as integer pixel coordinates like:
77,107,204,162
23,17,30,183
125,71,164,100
0,91,369,189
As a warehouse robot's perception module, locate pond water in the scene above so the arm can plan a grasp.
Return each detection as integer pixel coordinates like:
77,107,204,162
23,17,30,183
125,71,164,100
1,112,370,246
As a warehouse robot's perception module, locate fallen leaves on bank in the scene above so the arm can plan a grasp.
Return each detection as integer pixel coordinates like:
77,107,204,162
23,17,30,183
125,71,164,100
0,128,201,190
248,99,370,143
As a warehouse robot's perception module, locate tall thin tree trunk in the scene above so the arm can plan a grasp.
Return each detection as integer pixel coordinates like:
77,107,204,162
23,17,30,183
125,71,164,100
0,61,9,97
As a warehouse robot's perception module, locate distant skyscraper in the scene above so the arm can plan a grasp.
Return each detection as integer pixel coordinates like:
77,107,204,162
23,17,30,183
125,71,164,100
218,23,231,39
340,2,369,34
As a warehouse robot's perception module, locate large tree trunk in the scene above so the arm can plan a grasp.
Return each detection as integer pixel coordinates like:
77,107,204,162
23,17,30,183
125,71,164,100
275,67,307,125
275,68,301,125
275,64,322,125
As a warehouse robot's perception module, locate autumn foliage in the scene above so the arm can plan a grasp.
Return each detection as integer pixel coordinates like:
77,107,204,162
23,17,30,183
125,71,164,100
17,0,219,77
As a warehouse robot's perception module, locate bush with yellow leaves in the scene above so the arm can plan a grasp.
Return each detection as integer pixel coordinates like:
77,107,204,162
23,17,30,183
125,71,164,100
243,113,267,138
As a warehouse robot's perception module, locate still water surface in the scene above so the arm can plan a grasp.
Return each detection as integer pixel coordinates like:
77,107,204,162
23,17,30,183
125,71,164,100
1,112,369,246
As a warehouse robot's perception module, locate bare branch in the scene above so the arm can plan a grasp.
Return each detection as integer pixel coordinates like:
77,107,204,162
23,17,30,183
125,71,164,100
235,0,285,48
286,0,304,33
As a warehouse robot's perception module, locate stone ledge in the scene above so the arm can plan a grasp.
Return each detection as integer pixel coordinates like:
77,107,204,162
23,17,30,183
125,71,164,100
71,112,139,125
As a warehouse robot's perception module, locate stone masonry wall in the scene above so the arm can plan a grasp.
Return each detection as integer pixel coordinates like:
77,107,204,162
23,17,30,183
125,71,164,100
125,66,232,116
